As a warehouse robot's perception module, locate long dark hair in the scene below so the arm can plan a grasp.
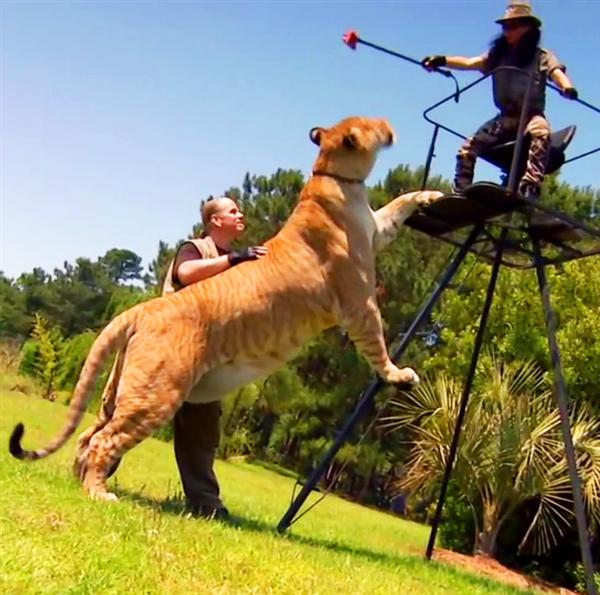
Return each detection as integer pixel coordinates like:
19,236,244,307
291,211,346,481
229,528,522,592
488,25,541,70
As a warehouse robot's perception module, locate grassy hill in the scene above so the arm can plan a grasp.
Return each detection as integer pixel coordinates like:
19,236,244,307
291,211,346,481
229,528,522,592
1,389,536,594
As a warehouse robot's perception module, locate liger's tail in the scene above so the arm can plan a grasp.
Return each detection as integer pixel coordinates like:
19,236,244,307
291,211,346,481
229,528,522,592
9,311,136,461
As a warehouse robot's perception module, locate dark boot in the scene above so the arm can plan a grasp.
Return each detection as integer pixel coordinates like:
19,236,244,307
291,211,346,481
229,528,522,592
520,182,549,226
519,182,541,201
186,503,230,521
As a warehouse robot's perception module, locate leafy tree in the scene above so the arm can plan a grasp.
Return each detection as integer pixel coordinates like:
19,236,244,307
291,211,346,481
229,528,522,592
0,272,30,337
148,240,176,292
384,358,600,557
541,174,598,222
237,169,304,243
424,255,600,412
376,164,451,200
99,248,143,283
103,285,152,320
17,268,53,328
27,314,65,399
56,330,98,392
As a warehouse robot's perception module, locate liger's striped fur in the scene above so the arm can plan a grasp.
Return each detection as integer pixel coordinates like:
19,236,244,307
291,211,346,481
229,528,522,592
9,117,443,501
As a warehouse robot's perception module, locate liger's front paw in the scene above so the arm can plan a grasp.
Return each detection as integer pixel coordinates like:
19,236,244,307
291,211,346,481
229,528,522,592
417,191,444,208
382,365,420,389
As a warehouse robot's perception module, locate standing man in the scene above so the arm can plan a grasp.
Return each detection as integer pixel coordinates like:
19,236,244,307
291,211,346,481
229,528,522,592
162,196,267,519
421,1,578,199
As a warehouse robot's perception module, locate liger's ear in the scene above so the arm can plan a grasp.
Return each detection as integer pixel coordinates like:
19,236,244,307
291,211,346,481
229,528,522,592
343,127,360,150
309,127,324,146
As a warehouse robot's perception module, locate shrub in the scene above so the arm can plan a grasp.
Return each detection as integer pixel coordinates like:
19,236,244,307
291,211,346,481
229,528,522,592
438,490,476,555
56,331,97,391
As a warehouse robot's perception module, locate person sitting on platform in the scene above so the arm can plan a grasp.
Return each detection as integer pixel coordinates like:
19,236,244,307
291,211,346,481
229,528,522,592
421,1,578,200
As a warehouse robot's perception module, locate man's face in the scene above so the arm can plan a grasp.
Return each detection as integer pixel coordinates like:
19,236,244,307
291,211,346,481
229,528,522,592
211,198,245,236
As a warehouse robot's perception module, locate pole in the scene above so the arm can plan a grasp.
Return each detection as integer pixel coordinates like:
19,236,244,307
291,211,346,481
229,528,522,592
507,61,537,193
342,30,454,80
421,125,440,191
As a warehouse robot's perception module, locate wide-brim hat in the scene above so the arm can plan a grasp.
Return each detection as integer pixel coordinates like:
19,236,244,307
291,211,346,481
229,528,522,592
495,1,542,27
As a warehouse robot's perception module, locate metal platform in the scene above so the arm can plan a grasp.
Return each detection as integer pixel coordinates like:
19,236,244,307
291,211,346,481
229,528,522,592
405,182,600,269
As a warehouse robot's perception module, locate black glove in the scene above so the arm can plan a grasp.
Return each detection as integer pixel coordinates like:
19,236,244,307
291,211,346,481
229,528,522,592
421,55,447,69
561,87,578,100
228,246,263,266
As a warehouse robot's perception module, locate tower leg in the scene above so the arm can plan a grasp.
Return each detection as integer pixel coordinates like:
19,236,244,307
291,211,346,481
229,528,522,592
531,234,598,595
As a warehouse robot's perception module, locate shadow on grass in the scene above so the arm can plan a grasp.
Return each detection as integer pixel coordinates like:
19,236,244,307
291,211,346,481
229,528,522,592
118,485,402,559
117,487,531,594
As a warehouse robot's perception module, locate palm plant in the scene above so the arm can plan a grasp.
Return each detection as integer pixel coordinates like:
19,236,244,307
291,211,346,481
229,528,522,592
382,356,600,557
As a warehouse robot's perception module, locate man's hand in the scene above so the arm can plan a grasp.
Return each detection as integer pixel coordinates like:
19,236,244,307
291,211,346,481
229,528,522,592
421,55,447,70
228,246,268,266
561,87,578,100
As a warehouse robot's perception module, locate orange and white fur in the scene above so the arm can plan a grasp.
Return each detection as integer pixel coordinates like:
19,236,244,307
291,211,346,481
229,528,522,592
10,117,443,501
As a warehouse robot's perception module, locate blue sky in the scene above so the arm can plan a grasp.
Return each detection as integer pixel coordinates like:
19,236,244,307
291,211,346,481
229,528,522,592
2,1,599,279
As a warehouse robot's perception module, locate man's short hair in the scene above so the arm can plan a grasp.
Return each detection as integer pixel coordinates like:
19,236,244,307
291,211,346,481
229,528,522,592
201,196,235,231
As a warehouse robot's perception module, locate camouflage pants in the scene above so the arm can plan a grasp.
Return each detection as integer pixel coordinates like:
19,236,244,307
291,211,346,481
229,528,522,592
454,114,551,193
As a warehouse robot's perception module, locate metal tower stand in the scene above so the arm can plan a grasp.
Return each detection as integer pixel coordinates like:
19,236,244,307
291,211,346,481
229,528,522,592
278,69,600,594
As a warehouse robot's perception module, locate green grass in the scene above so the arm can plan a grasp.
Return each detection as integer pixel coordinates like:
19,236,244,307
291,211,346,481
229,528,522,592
0,389,535,594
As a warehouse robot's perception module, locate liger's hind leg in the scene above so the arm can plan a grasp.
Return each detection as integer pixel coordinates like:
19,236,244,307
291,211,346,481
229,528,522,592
73,350,125,479
82,385,185,501
73,408,113,480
